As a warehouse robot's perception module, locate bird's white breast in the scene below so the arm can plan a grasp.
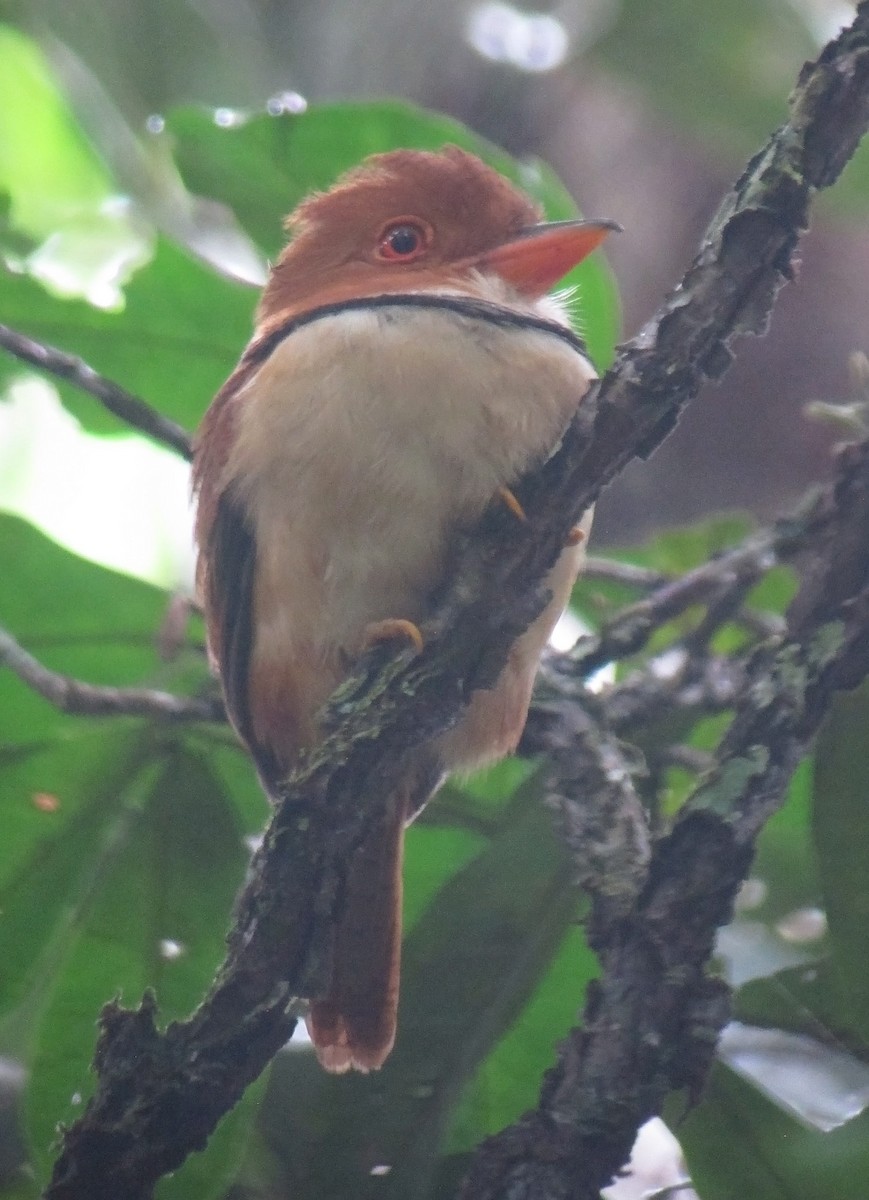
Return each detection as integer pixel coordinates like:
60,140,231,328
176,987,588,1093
226,283,595,670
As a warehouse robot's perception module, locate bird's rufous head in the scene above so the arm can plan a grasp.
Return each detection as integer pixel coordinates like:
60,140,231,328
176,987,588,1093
257,146,618,325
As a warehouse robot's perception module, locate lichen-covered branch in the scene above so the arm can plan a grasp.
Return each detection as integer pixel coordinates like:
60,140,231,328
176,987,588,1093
456,436,869,1200
43,8,869,1199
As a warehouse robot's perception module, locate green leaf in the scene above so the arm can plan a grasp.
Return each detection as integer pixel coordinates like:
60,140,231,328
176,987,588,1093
0,518,173,1020
24,746,249,1184
0,1175,39,1200
0,27,153,307
596,0,812,158
445,924,598,1155
0,514,165,693
0,725,149,1021
403,823,486,934
0,26,111,239
400,784,578,1081
747,563,798,617
156,1074,268,1200
752,757,821,923
0,518,262,1191
682,791,869,1194
714,760,825,989
0,237,253,435
736,961,869,1060
622,513,755,575
680,1060,869,1200
193,736,270,836
813,682,869,1041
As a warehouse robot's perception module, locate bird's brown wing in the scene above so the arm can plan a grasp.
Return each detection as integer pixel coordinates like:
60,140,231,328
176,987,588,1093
203,491,285,790
193,347,297,792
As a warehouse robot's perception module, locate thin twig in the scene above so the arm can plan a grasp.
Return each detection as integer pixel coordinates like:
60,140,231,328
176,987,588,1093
655,744,716,774
0,323,193,460
609,652,746,730
574,530,778,674
582,554,786,640
0,626,222,722
582,556,670,589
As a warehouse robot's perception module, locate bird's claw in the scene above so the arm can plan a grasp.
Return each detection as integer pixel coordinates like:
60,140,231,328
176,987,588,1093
362,618,425,654
496,485,527,522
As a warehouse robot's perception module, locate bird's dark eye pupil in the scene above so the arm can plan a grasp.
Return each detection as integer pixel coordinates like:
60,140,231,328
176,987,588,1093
388,227,419,255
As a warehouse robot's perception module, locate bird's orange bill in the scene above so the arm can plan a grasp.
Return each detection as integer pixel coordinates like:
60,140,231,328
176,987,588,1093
474,217,621,298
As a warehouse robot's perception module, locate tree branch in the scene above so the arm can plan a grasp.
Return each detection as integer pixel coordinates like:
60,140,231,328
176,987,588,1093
458,435,869,1200
0,323,193,460
0,625,222,723
581,556,670,590
42,8,869,1198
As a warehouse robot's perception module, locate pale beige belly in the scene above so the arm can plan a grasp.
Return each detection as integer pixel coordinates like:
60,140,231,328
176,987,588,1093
226,295,596,772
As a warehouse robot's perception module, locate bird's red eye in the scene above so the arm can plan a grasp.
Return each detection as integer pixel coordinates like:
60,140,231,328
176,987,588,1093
377,220,430,262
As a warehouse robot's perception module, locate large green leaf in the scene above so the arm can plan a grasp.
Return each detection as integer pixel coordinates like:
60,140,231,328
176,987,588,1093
157,1074,269,1200
0,518,263,1195
0,725,148,1020
0,26,153,309
0,237,253,436
0,517,170,1019
444,924,598,1157
708,759,825,999
679,757,869,1200
680,1059,869,1200
0,514,165,690
0,27,111,238
595,0,813,152
24,748,250,1185
736,961,869,1061
813,682,869,1042
750,758,822,925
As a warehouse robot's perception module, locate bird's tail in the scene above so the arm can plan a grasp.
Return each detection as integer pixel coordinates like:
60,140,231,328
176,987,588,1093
306,798,406,1073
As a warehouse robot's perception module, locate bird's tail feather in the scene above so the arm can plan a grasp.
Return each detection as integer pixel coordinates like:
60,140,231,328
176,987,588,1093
306,798,406,1073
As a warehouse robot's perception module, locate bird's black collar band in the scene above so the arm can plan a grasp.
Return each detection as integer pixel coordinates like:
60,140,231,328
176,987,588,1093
244,293,589,370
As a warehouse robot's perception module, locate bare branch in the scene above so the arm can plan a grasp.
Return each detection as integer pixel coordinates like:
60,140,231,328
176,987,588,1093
575,530,779,674
581,556,670,589
606,651,746,731
0,323,193,460
0,625,222,722
573,473,844,677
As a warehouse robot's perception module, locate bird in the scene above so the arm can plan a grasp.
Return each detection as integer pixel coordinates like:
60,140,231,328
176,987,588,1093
193,145,617,1073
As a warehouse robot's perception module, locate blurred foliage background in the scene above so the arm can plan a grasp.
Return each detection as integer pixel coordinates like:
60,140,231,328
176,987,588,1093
1,2,868,1199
